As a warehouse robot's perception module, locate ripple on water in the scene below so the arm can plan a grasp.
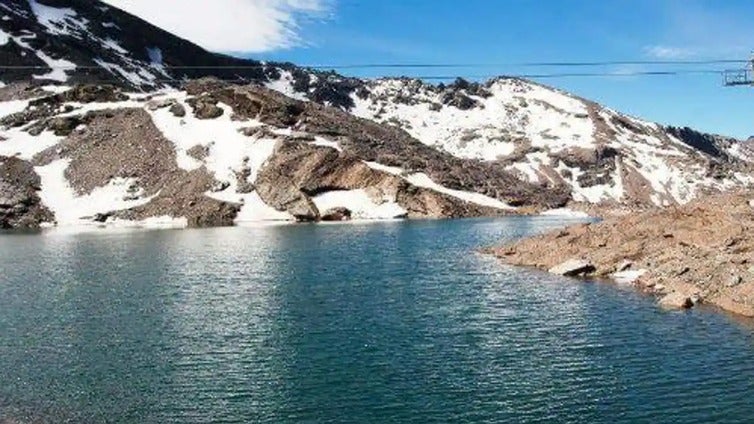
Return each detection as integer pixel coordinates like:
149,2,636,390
0,218,754,423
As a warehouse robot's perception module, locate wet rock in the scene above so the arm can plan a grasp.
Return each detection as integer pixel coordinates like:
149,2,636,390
548,259,596,277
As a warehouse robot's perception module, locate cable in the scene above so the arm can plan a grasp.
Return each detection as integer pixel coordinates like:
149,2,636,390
0,59,749,70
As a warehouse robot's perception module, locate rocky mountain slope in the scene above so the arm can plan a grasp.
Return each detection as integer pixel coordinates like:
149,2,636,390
488,191,754,317
341,77,754,208
1,0,754,229
0,80,546,228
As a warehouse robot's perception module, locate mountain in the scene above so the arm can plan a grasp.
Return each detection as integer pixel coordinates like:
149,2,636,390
1,0,753,229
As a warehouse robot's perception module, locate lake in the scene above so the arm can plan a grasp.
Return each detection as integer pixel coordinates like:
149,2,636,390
1,217,754,423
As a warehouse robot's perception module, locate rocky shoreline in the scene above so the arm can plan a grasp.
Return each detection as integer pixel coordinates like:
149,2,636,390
487,191,754,317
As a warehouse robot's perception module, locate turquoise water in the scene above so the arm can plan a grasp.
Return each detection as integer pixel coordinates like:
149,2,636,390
1,217,754,423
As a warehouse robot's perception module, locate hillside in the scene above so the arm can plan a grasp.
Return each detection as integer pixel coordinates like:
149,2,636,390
1,0,754,229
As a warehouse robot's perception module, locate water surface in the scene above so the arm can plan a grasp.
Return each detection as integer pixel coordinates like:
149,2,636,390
1,217,754,423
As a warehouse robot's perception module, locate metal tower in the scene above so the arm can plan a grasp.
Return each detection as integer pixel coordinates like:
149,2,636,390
724,54,754,86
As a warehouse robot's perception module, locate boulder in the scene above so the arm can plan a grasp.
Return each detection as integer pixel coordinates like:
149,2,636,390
321,207,352,221
193,101,223,119
658,292,695,310
146,98,175,111
169,103,186,118
548,259,596,277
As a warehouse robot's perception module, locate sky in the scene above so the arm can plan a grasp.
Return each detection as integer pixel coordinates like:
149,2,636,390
104,0,754,138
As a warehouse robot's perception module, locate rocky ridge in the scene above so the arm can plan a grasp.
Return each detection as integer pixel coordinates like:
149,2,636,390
488,191,754,316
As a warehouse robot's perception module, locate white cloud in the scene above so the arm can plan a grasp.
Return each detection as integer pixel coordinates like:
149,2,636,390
644,0,754,59
644,45,698,59
100,0,331,53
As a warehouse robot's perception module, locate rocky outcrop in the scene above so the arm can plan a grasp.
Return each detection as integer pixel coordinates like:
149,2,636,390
488,192,754,316
256,140,506,221
0,156,53,229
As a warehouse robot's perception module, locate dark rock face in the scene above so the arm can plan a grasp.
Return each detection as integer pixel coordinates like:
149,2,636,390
665,126,727,159
0,156,53,229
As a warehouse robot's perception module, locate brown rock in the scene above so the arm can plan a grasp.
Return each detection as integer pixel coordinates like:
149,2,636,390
658,292,694,310
490,191,754,316
548,259,596,277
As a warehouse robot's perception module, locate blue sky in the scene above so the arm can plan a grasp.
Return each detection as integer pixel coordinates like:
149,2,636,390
248,0,754,138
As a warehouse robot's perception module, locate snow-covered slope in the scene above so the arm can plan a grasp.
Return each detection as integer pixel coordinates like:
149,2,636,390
338,77,754,207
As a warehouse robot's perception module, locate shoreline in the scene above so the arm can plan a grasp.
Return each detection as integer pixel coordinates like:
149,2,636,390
485,192,754,318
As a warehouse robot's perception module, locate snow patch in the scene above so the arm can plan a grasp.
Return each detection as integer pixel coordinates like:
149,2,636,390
232,192,293,223
364,161,404,175
101,38,128,54
10,32,76,82
406,173,513,209
311,189,407,220
0,128,63,160
94,58,158,87
28,0,88,36
265,70,308,101
310,137,341,151
35,159,154,226
364,161,512,209
0,99,31,120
